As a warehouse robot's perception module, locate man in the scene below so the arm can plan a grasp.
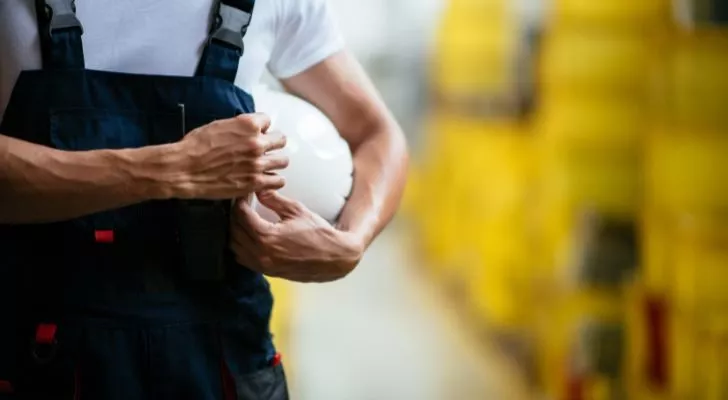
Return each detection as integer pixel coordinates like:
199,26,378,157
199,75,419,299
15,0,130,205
0,0,408,399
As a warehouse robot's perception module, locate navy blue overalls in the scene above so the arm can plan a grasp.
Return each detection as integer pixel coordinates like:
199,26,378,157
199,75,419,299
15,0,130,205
0,0,288,399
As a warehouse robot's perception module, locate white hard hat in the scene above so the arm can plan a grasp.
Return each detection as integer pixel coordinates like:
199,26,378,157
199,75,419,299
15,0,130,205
250,85,354,223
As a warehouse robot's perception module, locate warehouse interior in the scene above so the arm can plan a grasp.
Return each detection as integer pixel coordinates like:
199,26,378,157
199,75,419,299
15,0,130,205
267,0,728,399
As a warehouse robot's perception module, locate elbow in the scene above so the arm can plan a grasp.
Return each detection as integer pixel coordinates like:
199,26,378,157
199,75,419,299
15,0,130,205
349,114,408,159
382,118,410,176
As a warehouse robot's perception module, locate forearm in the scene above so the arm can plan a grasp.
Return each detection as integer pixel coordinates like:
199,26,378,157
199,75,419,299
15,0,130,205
336,124,409,248
0,134,180,224
280,51,409,247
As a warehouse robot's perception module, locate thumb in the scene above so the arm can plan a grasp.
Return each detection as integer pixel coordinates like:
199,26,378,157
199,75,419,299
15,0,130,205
256,191,304,220
233,198,275,234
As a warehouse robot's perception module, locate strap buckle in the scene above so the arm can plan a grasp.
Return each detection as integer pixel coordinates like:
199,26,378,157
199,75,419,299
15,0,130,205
210,3,252,52
31,323,59,365
44,0,84,36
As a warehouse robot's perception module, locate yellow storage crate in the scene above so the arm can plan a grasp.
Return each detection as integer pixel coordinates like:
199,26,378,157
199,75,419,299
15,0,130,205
534,95,646,153
439,0,512,34
446,0,509,16
469,214,533,330
418,183,466,270
536,206,639,291
537,147,641,218
663,29,728,131
417,115,535,307
433,35,517,97
533,140,640,290
633,216,728,398
549,0,671,28
438,14,515,41
463,130,534,329
470,273,524,330
415,116,459,267
433,0,517,97
416,116,503,272
400,162,421,220
624,284,671,399
646,130,728,213
448,122,531,245
671,216,728,312
670,312,728,399
640,210,673,295
433,56,516,97
538,29,655,96
535,290,627,400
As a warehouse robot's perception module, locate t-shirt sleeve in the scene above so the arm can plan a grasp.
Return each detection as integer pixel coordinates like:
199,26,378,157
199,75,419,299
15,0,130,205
267,0,345,79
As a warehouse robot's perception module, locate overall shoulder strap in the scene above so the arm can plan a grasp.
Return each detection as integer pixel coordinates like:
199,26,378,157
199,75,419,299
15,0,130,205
35,0,85,70
196,0,256,83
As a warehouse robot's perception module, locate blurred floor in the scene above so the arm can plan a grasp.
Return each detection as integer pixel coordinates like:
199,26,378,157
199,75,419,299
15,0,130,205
286,223,532,400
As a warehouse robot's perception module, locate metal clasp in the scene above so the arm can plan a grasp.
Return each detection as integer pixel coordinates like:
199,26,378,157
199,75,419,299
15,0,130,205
44,0,84,36
210,3,252,52
31,323,59,365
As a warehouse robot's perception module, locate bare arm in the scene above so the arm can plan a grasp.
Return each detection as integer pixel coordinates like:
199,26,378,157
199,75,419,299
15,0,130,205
0,134,181,224
281,50,409,248
0,113,287,224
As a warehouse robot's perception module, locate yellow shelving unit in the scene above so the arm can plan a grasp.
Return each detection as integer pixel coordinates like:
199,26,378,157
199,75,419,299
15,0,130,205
633,26,728,400
532,1,672,399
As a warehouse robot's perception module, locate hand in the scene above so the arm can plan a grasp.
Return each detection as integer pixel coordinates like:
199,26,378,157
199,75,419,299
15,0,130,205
171,113,289,199
230,191,364,283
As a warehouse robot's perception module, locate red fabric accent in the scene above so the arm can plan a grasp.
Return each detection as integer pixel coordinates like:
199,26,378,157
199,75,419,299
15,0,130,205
220,360,236,400
566,373,585,400
35,323,57,345
271,353,282,367
94,230,115,243
0,380,14,393
645,296,668,388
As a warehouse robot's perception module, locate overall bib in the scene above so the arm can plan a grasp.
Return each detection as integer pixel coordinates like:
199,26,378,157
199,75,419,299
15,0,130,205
0,0,288,399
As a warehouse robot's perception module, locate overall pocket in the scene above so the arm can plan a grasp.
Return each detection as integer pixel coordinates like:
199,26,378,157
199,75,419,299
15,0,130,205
218,322,288,400
222,354,290,400
49,107,239,279
221,362,289,400
49,108,179,235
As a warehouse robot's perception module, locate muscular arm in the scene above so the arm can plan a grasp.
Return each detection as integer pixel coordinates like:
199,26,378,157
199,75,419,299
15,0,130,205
281,50,409,248
0,134,180,224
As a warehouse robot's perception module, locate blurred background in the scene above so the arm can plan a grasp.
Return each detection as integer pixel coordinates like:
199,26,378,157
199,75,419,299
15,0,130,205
267,0,728,399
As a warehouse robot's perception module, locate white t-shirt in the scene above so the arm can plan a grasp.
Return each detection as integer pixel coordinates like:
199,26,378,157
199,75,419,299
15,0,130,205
0,0,345,120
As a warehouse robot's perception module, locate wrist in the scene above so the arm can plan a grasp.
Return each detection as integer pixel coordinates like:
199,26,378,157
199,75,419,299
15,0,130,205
334,229,367,263
335,218,374,253
115,142,191,200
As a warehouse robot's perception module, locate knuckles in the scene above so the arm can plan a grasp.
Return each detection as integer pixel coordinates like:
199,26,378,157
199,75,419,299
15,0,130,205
258,257,275,271
289,200,306,213
251,175,266,188
234,114,258,131
249,138,266,157
252,158,266,173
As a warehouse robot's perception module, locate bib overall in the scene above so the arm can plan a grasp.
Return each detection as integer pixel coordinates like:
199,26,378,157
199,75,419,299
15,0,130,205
0,0,288,398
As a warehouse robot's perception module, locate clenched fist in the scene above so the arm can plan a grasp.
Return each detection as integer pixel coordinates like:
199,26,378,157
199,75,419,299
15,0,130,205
170,113,289,199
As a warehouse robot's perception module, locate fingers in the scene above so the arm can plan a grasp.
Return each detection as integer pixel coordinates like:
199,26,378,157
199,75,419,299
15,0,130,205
233,198,276,235
252,174,286,193
229,229,276,275
259,132,287,153
257,154,289,172
236,112,271,133
230,205,258,243
256,191,304,220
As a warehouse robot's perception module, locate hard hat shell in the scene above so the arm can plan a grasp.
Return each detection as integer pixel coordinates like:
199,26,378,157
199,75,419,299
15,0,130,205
250,85,354,223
